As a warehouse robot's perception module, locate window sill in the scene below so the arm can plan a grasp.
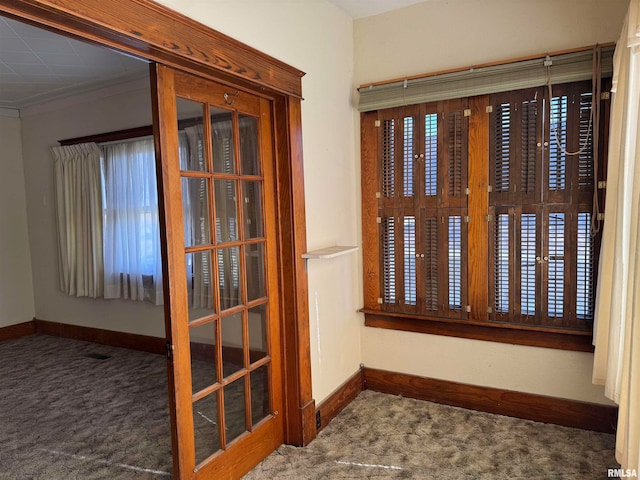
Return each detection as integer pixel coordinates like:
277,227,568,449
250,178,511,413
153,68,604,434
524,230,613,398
361,309,594,352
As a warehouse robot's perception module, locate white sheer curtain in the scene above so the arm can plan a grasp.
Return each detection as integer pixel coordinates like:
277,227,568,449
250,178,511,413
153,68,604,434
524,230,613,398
593,0,640,471
101,137,163,304
51,143,104,298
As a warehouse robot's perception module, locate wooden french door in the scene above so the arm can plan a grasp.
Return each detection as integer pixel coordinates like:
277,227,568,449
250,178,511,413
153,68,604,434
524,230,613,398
152,64,283,479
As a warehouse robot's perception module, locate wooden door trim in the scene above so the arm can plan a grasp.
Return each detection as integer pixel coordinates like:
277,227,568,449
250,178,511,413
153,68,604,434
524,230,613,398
0,0,315,461
273,96,316,445
0,0,304,98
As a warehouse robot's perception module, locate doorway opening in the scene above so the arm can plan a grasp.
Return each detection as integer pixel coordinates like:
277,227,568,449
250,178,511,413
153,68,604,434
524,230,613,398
0,2,314,478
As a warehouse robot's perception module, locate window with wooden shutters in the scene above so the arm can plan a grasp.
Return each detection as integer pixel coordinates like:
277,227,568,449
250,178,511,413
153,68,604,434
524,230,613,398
377,101,468,319
488,81,600,331
361,76,609,352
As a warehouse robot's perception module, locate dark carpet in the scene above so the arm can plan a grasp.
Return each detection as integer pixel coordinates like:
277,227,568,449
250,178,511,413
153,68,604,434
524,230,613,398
0,334,617,479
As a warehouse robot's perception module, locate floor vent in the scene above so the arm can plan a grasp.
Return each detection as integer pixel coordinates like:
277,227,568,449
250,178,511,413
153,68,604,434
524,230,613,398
85,353,112,360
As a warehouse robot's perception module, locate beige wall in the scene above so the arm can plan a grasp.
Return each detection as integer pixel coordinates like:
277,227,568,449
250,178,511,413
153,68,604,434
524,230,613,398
20,77,166,338
354,0,627,405
354,0,628,84
0,113,35,328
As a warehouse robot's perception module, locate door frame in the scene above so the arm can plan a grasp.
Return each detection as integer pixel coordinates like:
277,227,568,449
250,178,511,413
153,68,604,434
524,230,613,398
0,0,316,449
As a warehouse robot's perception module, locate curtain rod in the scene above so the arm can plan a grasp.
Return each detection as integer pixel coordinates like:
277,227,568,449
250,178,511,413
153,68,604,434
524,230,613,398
358,42,616,90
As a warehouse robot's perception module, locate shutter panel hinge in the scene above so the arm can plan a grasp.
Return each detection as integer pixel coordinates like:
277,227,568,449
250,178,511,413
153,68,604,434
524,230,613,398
486,214,494,222
374,120,381,127
464,109,472,117
597,213,605,221
377,297,383,304
375,192,381,198
376,217,382,223
486,105,493,113
165,341,173,360
487,185,493,193
464,216,471,223
601,92,610,100
487,306,493,314
465,187,471,195
465,305,471,313
598,181,607,189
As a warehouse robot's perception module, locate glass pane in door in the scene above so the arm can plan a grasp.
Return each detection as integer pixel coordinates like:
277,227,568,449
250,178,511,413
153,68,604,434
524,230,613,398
215,179,238,243
248,304,267,363
251,365,270,426
193,392,221,465
182,177,211,246
177,98,208,173
245,243,266,301
211,108,235,174
190,320,217,394
221,311,244,377
224,378,248,444
185,251,215,322
242,180,263,239
239,114,260,176
218,246,242,310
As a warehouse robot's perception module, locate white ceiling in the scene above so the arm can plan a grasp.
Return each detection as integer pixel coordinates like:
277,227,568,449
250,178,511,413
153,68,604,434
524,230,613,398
0,16,148,111
327,0,427,19
0,1,420,110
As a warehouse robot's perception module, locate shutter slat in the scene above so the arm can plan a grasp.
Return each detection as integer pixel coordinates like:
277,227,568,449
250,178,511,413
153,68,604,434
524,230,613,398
382,217,396,304
495,103,511,193
382,119,395,197
425,216,438,311
404,216,417,305
520,213,537,316
578,93,594,190
548,212,565,317
576,212,594,320
448,112,463,196
494,213,510,314
448,216,462,310
425,113,438,196
521,100,538,194
549,96,567,191
403,117,414,197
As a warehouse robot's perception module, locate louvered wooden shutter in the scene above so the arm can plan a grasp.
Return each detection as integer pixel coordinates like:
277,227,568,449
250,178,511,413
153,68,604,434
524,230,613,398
377,100,467,319
437,100,468,318
489,81,597,330
378,107,419,313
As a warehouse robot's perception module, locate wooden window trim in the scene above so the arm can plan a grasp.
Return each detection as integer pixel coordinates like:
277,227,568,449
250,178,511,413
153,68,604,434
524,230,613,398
362,310,593,352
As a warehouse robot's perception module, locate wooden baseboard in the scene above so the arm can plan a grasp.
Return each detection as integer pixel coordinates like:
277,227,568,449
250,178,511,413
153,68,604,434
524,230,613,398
33,319,165,355
363,367,617,434
315,368,364,432
0,320,36,342
16,320,617,434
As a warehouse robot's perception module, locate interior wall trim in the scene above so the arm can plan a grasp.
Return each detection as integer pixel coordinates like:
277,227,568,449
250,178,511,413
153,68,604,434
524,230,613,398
363,367,617,434
33,319,166,355
315,368,364,433
0,320,36,343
